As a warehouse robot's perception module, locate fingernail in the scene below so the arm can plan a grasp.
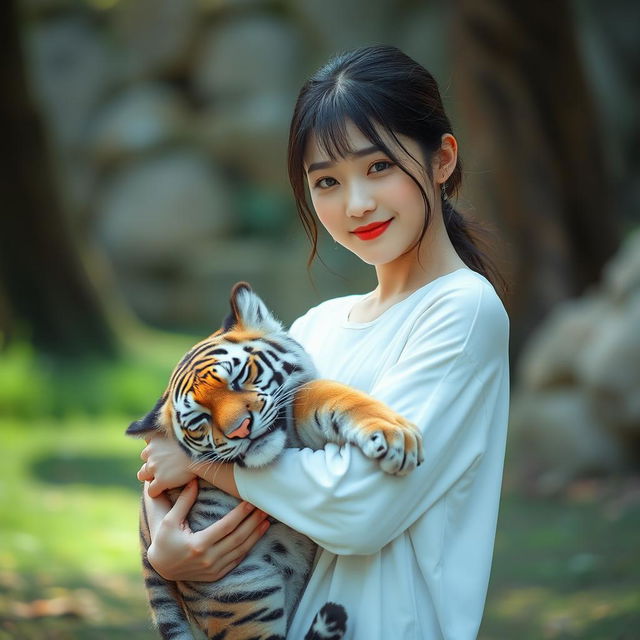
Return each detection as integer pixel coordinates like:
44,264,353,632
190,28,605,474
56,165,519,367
244,502,256,513
260,521,270,533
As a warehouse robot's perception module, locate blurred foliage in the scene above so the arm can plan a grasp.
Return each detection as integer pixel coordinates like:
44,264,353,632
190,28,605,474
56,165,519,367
0,333,196,419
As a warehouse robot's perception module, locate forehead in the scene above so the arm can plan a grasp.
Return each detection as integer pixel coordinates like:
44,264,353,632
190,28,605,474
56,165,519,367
304,120,372,166
303,119,423,170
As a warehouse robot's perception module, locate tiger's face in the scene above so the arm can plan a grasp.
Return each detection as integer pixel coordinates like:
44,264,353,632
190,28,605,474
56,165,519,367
127,283,315,467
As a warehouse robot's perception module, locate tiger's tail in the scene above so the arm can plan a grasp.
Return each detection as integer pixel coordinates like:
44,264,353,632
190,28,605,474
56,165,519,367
304,602,348,640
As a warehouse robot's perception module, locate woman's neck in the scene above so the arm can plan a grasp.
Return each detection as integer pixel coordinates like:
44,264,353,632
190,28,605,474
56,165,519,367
348,213,466,324
372,213,466,304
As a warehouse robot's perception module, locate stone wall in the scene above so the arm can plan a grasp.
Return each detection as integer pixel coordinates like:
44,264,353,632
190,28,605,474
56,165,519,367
19,0,449,331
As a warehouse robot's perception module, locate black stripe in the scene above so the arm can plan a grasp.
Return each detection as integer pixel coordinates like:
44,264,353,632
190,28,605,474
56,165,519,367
157,620,187,638
258,608,285,623
262,339,287,353
212,585,282,603
201,609,235,618
230,607,269,625
231,563,262,575
282,361,297,375
256,349,275,368
150,597,177,607
144,577,167,587
196,497,223,507
271,541,288,554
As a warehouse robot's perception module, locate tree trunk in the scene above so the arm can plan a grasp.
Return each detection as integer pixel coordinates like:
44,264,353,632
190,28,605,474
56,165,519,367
452,0,619,357
0,0,117,358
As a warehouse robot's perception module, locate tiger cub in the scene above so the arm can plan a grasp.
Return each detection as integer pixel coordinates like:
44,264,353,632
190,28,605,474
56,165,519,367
127,282,423,640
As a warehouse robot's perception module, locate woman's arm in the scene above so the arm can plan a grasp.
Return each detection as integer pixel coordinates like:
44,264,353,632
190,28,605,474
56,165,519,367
232,286,510,554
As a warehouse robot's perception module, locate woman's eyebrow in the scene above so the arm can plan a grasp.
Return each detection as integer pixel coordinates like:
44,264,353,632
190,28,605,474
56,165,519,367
306,145,381,174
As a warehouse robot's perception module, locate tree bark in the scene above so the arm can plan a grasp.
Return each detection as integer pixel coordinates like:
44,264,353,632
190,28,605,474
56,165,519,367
452,0,619,357
0,0,117,358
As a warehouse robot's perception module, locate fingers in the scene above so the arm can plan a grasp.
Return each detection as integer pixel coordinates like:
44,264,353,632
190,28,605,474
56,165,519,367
225,514,270,558
147,477,166,498
210,519,271,581
197,501,256,545
137,461,153,482
202,507,270,558
143,482,173,536
164,479,199,524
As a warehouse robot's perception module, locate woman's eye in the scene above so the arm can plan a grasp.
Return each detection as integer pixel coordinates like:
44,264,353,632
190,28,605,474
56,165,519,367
370,161,393,173
316,177,338,189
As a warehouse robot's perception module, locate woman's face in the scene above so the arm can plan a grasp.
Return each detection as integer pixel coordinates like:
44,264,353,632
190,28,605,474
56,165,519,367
304,121,435,266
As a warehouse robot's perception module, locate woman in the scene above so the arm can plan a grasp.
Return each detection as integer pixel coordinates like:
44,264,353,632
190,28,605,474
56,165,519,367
137,45,510,639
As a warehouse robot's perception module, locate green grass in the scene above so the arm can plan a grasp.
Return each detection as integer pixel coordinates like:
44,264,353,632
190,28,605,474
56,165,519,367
0,416,151,639
0,341,639,639
480,488,640,639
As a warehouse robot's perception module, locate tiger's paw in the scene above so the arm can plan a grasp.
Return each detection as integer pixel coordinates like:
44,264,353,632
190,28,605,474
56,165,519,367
356,418,424,476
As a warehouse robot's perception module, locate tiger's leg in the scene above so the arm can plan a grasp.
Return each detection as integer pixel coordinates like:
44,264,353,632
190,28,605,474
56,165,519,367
293,379,424,475
139,500,194,640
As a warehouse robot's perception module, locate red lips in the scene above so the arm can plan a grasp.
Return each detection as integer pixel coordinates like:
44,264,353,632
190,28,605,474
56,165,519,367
351,219,393,241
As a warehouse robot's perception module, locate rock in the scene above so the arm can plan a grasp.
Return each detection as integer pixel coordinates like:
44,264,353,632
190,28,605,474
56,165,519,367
510,229,640,492
23,14,117,152
88,83,192,167
109,0,200,79
292,0,399,52
510,389,630,495
516,295,607,390
192,15,303,189
602,229,640,302
95,150,234,270
578,294,640,432
196,93,292,189
193,16,302,104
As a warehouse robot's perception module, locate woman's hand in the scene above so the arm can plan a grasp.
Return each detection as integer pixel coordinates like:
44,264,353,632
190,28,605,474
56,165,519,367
143,480,271,581
137,433,195,497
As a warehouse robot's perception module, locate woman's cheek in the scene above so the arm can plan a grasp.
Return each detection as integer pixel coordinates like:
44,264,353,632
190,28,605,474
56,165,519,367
314,199,342,238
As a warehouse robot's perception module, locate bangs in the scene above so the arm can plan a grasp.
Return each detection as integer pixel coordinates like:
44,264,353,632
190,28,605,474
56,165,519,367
307,82,411,165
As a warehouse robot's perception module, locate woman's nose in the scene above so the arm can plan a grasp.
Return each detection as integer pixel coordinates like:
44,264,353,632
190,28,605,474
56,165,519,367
345,183,376,218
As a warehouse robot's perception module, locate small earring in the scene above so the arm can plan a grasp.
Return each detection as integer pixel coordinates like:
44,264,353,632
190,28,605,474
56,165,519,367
441,182,448,201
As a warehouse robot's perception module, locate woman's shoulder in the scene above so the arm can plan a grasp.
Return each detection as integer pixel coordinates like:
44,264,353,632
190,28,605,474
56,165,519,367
288,293,360,339
429,269,506,317
409,269,509,360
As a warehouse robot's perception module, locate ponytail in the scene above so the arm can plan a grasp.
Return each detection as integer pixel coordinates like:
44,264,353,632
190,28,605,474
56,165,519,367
441,190,507,299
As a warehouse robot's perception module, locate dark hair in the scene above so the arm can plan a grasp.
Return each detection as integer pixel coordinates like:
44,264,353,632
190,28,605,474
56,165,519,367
287,44,505,296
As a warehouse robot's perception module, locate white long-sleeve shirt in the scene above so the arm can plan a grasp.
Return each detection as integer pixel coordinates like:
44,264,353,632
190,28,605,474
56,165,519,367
234,268,510,639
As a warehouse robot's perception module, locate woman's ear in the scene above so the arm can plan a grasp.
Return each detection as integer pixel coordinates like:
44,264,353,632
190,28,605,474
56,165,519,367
434,133,458,184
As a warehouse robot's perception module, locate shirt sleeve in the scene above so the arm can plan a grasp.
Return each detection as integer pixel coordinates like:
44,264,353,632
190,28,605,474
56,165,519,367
234,284,509,555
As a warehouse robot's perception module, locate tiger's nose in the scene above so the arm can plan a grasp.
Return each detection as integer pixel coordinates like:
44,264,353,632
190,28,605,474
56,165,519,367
226,417,252,439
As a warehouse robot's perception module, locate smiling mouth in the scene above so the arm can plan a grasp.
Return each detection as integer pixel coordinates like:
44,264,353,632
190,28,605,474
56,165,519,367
351,219,393,240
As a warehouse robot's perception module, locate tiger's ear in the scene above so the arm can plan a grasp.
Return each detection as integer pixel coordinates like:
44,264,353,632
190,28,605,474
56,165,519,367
225,282,282,334
126,396,166,437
